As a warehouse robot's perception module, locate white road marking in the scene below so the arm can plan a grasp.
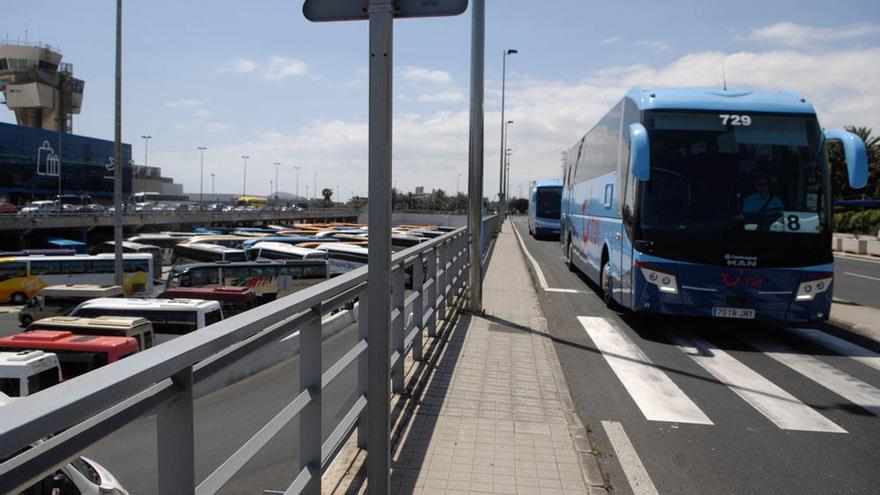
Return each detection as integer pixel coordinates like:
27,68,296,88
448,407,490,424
601,421,659,495
512,220,586,294
789,328,880,373
578,316,713,425
750,338,880,417
671,333,845,433
843,271,880,283
835,253,880,265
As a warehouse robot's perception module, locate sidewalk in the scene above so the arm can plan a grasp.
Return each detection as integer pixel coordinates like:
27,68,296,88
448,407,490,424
389,220,598,494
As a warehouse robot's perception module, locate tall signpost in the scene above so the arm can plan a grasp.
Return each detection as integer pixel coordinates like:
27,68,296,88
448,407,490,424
303,1,467,493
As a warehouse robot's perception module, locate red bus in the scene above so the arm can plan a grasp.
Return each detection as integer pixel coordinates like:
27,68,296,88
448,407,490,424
158,286,258,316
0,330,139,379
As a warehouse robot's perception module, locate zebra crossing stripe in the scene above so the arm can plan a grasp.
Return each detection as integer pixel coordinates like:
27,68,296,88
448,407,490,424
577,316,713,425
750,337,880,417
788,327,880,373
602,421,659,495
671,333,846,433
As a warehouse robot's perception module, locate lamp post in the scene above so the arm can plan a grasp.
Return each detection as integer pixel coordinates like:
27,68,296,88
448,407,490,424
498,48,517,217
140,135,151,196
505,147,512,213
456,172,461,195
197,146,206,207
313,172,317,202
270,180,273,198
273,162,281,206
210,172,215,198
113,0,124,288
241,155,250,198
294,166,302,200
503,119,513,208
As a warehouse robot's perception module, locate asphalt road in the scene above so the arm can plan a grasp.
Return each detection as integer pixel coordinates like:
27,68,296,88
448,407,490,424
833,254,880,309
511,218,880,495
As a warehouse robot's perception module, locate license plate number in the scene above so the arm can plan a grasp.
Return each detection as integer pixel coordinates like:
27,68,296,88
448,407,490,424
712,307,755,319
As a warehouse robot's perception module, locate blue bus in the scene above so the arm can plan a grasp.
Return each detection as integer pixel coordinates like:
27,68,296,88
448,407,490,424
561,87,868,323
528,179,563,238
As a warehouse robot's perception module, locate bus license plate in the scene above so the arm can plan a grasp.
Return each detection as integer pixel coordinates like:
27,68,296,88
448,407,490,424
712,307,755,319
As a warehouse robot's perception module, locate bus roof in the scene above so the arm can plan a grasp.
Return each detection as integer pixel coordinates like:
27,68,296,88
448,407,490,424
240,236,324,247
0,350,59,370
29,315,151,330
159,287,255,298
73,297,222,311
0,253,153,263
0,331,138,351
249,242,326,257
177,243,244,254
314,243,369,255
169,259,327,272
102,240,160,250
37,284,125,298
625,87,816,114
533,179,562,189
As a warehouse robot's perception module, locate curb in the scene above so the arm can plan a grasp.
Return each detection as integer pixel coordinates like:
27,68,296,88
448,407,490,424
508,219,609,495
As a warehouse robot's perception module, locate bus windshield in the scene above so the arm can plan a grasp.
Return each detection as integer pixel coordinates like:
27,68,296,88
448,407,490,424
536,186,562,219
642,111,827,236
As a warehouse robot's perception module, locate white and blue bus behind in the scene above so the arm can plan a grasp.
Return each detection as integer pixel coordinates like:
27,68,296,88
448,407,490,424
561,87,868,323
528,179,563,238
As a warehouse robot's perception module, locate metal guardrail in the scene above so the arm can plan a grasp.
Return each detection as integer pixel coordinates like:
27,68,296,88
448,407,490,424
0,215,500,494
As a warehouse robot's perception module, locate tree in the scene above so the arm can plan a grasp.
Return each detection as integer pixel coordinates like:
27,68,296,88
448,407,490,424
829,126,880,199
321,188,333,207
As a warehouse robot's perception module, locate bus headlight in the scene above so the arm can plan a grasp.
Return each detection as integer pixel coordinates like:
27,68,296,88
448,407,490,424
795,274,833,301
635,261,678,294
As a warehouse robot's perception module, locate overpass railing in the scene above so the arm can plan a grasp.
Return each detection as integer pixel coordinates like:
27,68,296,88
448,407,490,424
0,214,500,494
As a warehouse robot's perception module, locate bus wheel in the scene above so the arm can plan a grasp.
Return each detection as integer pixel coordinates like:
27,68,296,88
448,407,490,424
601,261,617,309
566,240,576,272
10,292,28,305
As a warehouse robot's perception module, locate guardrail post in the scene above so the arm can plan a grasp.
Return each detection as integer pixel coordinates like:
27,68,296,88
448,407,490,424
391,265,405,394
357,288,369,449
299,304,323,494
426,248,438,337
412,254,425,362
437,241,448,320
157,365,195,495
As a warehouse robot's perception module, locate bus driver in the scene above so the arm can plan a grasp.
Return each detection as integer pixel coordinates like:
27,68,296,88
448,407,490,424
742,175,784,218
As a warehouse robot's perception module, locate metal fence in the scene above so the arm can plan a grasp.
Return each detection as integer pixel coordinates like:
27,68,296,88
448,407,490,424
0,215,500,494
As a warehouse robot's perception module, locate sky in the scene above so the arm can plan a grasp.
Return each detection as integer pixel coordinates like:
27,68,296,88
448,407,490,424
2,0,879,201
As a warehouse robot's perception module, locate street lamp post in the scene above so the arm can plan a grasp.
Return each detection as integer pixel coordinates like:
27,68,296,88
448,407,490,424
270,180,273,198
241,155,250,198
210,173,215,198
503,119,513,208
498,48,517,217
273,162,281,206
506,148,512,212
197,146,206,207
140,135,151,196
294,166,302,201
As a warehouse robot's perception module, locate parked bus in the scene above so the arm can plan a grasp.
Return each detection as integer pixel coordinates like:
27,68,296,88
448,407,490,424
529,179,563,238
18,284,125,327
239,236,329,249
171,243,247,266
236,196,268,208
70,298,223,335
0,253,153,304
183,234,251,249
560,87,868,322
165,259,329,301
159,287,258,317
0,350,62,397
28,315,155,350
245,242,328,261
96,240,163,278
314,244,368,276
126,234,186,265
0,331,139,379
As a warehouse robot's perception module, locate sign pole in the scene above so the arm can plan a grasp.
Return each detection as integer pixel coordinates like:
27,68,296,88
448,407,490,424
467,0,485,313
366,0,393,492
113,0,124,285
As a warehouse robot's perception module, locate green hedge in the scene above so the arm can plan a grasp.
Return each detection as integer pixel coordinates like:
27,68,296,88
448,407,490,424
834,209,880,236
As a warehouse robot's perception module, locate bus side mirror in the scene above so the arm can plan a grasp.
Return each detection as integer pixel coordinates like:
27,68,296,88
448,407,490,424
825,129,868,189
629,123,650,182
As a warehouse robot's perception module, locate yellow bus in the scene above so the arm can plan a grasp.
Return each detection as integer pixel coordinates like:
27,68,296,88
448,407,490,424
0,254,153,304
236,196,269,208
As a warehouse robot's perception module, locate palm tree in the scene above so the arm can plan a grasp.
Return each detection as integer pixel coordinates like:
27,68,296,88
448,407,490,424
828,126,880,199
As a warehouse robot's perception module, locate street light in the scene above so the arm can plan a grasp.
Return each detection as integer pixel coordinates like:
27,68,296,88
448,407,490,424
273,162,281,206
456,172,461,195
197,146,207,206
506,147,512,213
210,172,216,197
499,48,517,216
294,166,302,200
503,119,514,206
241,155,250,197
140,135,151,196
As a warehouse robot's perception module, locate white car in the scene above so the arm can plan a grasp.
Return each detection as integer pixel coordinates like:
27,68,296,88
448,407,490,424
0,393,129,494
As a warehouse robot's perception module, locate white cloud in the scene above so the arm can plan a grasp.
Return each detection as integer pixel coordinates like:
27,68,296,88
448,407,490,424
262,56,308,80
744,21,880,47
402,66,453,84
163,98,202,108
175,109,231,134
635,40,670,52
601,36,622,45
227,58,258,74
416,90,466,103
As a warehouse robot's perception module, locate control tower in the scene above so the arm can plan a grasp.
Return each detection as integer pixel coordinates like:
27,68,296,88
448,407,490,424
0,42,83,133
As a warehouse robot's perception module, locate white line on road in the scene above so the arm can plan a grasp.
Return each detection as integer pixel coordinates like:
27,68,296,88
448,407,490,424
601,421,659,495
843,271,880,283
671,333,845,433
578,316,713,425
788,328,880,373
751,338,880,417
835,253,880,265
512,220,586,294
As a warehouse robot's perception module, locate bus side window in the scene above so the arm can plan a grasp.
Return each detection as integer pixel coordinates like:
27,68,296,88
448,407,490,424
62,260,87,274
0,262,27,282
30,261,62,275
28,368,61,394
205,309,223,326
302,265,326,278
190,268,219,286
89,260,114,273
